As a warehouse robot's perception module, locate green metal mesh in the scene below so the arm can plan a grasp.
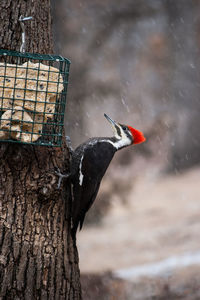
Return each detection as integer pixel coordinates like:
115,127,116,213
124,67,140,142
0,49,70,147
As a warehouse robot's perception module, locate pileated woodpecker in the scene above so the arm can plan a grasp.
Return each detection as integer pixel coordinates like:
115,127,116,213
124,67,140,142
56,114,146,235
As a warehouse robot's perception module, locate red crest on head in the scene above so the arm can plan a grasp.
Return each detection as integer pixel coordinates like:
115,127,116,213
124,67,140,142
128,126,146,145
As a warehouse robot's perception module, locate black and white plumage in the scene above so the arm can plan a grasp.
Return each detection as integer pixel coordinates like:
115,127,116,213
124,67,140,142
57,114,146,235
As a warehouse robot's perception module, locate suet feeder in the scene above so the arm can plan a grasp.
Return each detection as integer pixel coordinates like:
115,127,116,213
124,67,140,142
0,16,70,147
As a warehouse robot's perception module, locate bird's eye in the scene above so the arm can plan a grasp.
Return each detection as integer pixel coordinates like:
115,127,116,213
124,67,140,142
122,126,127,131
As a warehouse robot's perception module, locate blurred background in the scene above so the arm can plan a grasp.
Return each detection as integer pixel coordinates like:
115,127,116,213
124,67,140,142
53,1,200,299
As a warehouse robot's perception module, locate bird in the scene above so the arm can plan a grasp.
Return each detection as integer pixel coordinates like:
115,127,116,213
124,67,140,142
56,113,146,236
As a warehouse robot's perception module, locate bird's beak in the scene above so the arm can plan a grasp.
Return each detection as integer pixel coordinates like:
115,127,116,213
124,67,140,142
104,113,117,131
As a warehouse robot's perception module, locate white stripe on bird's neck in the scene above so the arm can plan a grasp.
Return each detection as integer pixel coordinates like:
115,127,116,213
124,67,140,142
100,135,132,150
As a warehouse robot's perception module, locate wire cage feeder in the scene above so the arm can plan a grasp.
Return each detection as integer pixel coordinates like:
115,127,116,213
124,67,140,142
0,49,70,147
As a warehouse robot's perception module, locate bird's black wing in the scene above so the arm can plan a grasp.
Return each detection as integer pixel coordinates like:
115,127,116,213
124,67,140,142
76,181,101,232
71,140,116,234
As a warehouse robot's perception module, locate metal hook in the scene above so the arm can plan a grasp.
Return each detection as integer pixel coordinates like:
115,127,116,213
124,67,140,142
19,15,33,53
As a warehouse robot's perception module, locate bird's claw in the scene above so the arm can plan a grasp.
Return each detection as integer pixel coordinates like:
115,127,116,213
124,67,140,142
65,136,71,143
55,167,70,189
65,136,74,155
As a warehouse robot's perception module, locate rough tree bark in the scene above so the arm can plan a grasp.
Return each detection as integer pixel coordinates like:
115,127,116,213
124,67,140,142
0,1,81,299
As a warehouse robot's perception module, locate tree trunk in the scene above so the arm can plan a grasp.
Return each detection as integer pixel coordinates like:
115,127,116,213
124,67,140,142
0,1,81,299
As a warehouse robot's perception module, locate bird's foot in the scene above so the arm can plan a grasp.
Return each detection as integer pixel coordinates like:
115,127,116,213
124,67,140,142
65,136,74,155
55,168,70,189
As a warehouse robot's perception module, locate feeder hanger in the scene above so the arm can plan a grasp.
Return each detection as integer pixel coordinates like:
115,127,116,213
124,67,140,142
19,15,32,53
